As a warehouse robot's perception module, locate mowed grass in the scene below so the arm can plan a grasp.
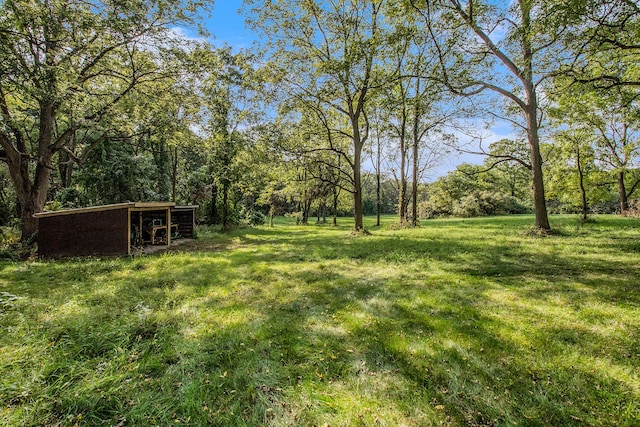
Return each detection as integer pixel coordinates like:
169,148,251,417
1,215,639,426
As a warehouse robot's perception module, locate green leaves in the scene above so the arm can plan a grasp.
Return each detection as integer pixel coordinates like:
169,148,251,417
0,0,211,239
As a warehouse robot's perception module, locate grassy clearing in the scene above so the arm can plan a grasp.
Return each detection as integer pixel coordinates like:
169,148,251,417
1,214,639,426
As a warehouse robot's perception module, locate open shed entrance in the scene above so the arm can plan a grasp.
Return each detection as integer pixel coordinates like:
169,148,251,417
35,202,198,258
130,207,176,247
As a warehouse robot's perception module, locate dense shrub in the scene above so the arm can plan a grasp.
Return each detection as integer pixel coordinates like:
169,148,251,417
590,200,619,215
239,207,266,226
452,194,483,217
0,227,34,260
418,197,452,219
421,191,529,219
476,191,529,215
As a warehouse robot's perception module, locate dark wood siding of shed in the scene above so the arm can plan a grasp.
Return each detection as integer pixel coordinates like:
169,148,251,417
38,208,129,258
171,208,195,239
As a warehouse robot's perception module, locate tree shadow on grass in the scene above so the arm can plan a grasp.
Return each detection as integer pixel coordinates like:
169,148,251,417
178,263,639,426
1,221,639,425
203,225,640,308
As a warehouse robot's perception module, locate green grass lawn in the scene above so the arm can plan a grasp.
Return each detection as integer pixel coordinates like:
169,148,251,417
1,215,639,426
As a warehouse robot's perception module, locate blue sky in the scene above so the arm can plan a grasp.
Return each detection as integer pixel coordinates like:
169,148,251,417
206,1,253,49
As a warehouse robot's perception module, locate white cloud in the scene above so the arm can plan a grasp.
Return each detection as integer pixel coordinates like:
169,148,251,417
167,26,209,44
169,26,252,53
137,26,207,53
209,36,252,51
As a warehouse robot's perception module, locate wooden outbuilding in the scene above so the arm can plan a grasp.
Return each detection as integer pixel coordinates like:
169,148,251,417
35,202,197,258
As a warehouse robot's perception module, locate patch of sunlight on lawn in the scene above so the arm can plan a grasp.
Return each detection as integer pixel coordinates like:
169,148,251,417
560,351,639,393
274,370,437,426
2,215,639,426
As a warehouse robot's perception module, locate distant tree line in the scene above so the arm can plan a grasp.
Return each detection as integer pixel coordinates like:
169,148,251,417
1,0,639,241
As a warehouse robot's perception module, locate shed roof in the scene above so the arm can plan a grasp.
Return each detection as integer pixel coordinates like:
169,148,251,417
34,202,176,218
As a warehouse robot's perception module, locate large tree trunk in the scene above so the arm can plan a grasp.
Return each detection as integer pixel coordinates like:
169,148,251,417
4,151,33,241
269,205,275,227
333,185,339,226
9,153,52,242
18,188,47,243
222,179,230,230
411,130,419,227
376,168,381,227
209,182,219,224
443,0,551,232
525,108,550,231
333,154,340,226
301,168,310,225
321,201,327,223
411,78,421,227
353,167,364,231
521,2,550,232
376,133,381,227
7,102,56,242
18,194,37,243
576,146,588,220
57,147,75,189
617,171,628,213
171,146,178,202
302,196,311,225
397,107,408,224
353,137,364,232
2,165,33,242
